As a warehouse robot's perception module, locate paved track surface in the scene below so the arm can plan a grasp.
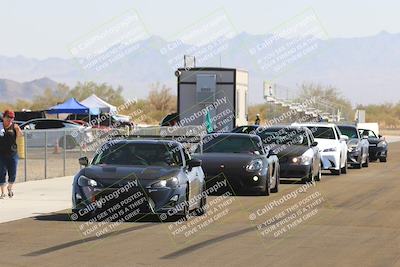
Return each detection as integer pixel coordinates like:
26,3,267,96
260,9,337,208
1,142,399,267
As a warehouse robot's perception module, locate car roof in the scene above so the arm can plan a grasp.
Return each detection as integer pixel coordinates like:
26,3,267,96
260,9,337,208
293,122,337,128
262,125,308,131
106,139,182,147
22,118,78,124
206,132,261,139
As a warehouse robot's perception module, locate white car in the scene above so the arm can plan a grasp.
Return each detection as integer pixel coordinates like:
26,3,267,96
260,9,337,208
293,123,348,175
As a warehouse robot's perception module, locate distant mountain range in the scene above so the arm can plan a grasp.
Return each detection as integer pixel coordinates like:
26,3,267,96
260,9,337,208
0,31,399,105
0,77,58,101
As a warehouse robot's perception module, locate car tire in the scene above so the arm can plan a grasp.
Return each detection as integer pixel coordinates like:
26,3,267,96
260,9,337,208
304,166,314,183
315,163,321,181
341,161,348,174
379,156,387,162
260,176,270,196
59,135,77,150
195,184,207,216
177,186,190,221
362,155,369,167
270,169,279,193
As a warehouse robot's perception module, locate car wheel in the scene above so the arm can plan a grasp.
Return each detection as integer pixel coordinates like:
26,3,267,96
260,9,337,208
177,186,190,221
260,175,270,196
59,135,77,150
315,163,321,181
304,166,314,183
195,184,207,216
362,155,369,167
379,156,387,162
341,160,348,174
270,169,279,193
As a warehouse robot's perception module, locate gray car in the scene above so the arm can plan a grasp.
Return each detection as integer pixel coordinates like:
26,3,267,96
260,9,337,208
72,139,206,221
338,125,369,168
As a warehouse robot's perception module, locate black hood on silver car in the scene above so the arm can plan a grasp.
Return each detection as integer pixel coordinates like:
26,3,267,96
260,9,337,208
81,165,180,186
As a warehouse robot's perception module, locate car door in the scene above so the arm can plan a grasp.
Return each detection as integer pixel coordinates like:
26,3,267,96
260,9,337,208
182,148,202,209
357,129,369,161
308,129,319,176
335,126,347,167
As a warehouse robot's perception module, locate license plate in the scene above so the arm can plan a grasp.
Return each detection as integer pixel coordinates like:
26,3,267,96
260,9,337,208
369,144,377,147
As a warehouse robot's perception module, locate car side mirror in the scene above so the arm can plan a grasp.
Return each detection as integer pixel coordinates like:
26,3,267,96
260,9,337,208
79,157,89,167
311,141,318,147
340,135,349,141
188,158,202,168
378,134,382,138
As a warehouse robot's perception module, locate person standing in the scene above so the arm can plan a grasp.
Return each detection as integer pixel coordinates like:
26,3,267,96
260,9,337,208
0,110,23,198
254,114,261,125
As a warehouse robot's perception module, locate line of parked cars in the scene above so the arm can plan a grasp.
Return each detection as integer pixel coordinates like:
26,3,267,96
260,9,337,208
71,122,388,221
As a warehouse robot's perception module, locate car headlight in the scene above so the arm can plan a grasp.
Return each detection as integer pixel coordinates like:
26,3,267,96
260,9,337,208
377,141,387,147
246,159,263,172
323,147,337,152
291,154,313,165
78,175,98,187
348,145,360,152
151,177,179,188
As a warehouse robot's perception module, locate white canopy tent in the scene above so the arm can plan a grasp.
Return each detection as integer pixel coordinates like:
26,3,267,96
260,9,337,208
81,94,117,114
80,94,118,126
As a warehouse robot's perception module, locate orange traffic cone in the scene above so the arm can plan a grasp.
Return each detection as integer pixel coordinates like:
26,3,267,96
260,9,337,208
53,139,61,154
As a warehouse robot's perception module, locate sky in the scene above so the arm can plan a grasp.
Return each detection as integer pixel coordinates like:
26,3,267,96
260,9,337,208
0,0,399,59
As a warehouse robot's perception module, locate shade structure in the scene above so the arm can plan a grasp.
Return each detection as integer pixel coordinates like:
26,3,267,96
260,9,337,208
81,94,117,113
47,98,100,115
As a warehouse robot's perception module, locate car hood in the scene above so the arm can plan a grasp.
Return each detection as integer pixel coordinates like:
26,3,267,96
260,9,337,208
314,138,338,150
347,138,360,146
270,145,309,158
82,165,181,187
194,153,261,174
367,137,381,144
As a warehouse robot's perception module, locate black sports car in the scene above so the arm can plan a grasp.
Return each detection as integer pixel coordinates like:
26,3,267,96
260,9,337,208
72,139,206,221
338,125,369,168
257,126,321,183
194,133,280,196
359,129,388,162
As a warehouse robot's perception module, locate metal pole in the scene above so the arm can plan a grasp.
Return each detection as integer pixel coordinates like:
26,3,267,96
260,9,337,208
63,130,66,176
24,132,27,182
44,131,47,179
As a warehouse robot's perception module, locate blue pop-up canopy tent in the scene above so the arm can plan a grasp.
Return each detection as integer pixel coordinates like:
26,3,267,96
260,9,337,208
47,98,100,115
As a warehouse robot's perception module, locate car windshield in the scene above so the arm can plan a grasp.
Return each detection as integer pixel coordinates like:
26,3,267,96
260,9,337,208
201,135,263,154
93,143,182,166
359,129,377,138
257,128,309,146
338,126,359,139
306,126,336,139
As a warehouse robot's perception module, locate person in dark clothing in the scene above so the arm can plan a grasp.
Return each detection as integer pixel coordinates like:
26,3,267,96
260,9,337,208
254,114,261,125
0,110,23,198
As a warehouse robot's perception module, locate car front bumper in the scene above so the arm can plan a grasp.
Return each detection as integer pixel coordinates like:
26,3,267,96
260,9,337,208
320,152,340,170
279,163,312,179
347,149,361,164
72,183,188,218
369,145,387,159
204,169,267,193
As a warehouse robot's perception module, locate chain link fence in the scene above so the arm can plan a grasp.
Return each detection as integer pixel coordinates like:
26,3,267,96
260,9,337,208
16,126,205,183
